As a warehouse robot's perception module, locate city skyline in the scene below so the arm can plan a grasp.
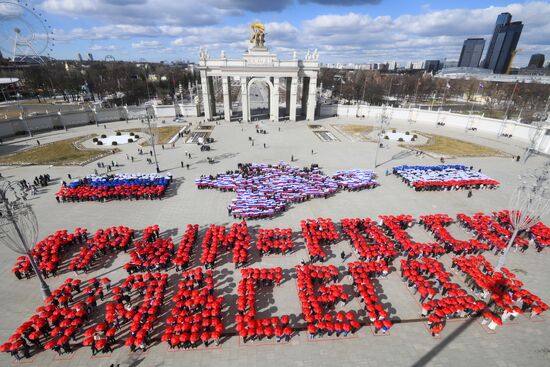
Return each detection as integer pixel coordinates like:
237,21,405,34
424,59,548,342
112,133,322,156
0,0,549,65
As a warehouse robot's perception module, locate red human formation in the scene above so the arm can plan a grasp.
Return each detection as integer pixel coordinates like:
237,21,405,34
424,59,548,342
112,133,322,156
296,265,359,339
236,267,289,343
341,218,397,262
380,215,446,258
452,255,549,322
1,277,104,359
255,228,294,256
300,218,339,262
12,229,87,279
419,214,488,254
124,228,175,273
69,226,134,273
174,224,199,271
163,268,224,349
348,261,393,333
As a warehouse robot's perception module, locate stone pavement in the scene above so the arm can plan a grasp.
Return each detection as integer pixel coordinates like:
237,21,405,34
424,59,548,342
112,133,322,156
0,116,549,367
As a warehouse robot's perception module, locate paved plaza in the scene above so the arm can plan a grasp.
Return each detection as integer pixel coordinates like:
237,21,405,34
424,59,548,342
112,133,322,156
0,116,549,367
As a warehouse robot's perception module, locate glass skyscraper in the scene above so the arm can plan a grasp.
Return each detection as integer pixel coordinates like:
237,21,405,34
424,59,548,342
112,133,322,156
483,12,523,74
458,38,485,68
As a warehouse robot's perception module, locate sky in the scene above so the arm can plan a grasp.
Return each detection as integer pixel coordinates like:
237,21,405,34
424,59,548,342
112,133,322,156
0,0,549,66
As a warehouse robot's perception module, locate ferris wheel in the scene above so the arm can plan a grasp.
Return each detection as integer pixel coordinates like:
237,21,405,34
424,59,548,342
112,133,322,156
0,1,54,63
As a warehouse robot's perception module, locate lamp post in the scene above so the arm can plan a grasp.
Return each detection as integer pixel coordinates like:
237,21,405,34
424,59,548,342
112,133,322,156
0,179,51,299
146,107,160,173
374,105,390,168
495,163,550,271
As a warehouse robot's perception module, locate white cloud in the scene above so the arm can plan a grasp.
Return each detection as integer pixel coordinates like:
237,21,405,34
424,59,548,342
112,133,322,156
45,1,550,65
41,0,228,26
132,40,163,49
90,44,119,51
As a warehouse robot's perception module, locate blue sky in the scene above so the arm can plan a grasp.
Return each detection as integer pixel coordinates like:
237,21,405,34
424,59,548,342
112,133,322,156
0,0,548,65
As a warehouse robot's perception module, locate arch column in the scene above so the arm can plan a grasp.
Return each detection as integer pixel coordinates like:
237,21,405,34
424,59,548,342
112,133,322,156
240,77,249,123
306,76,317,121
289,77,297,121
222,77,231,122
271,77,279,122
200,70,213,120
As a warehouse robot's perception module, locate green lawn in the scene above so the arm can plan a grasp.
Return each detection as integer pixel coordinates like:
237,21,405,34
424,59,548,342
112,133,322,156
405,133,507,157
0,135,117,166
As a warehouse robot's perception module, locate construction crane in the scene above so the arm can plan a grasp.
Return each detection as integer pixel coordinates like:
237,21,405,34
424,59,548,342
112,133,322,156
506,48,522,74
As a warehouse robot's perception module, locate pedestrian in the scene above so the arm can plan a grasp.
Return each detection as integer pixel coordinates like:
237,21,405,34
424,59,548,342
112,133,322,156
181,161,184,168
186,164,190,170
340,251,346,262
263,143,266,148
150,151,153,157
291,155,294,162
131,156,134,162
311,149,314,155
126,154,129,160
516,155,520,162
467,190,472,198
67,174,72,180
36,140,40,146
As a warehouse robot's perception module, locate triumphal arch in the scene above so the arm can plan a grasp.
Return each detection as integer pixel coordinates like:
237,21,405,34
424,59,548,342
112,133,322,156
198,23,320,122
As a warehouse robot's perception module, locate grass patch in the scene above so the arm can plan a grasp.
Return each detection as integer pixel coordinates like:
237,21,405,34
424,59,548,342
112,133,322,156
118,125,182,146
333,124,374,141
0,135,118,166
404,132,506,157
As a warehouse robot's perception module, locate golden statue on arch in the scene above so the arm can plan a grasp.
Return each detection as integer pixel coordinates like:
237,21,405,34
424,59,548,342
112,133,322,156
250,23,266,48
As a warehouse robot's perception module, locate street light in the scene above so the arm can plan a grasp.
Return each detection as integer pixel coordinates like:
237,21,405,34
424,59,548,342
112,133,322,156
495,163,550,271
146,106,160,173
0,179,51,299
374,105,390,168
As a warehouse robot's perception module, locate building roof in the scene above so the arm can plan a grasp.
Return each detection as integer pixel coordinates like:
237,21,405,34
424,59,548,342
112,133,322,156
0,77,20,85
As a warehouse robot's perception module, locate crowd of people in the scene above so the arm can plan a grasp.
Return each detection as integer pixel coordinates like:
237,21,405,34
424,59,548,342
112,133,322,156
419,214,489,255
400,258,486,336
84,272,169,353
236,268,289,343
348,261,393,334
493,210,550,252
1,277,104,359
392,165,500,191
225,222,251,267
174,224,199,271
195,162,377,219
12,211,547,285
300,218,339,262
55,173,171,202
255,228,294,255
12,229,87,279
124,226,175,273
199,222,251,269
452,255,549,328
296,265,359,339
163,268,224,349
69,226,135,273
379,215,446,258
199,225,226,269
457,212,529,253
340,218,397,263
